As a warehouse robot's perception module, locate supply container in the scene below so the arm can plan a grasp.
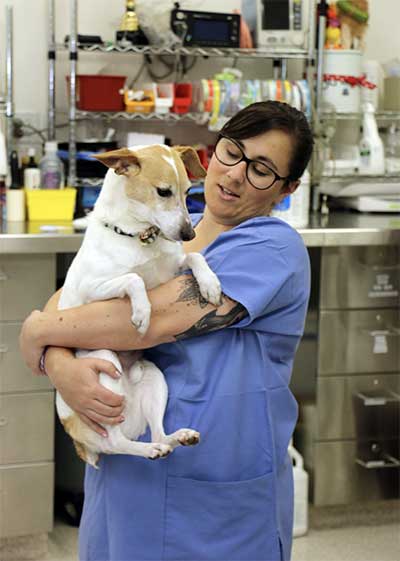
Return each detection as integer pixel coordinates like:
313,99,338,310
67,75,126,111
322,50,362,112
6,189,25,221
271,170,310,228
39,141,65,189
25,188,77,221
154,83,174,114
384,77,400,111
288,440,309,538
124,86,155,113
172,83,193,114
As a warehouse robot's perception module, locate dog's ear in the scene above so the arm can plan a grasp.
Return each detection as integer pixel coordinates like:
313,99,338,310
173,146,207,179
93,148,140,176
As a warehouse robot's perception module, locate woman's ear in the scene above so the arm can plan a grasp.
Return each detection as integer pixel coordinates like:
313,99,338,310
281,179,301,195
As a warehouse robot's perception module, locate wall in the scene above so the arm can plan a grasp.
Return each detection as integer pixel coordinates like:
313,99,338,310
0,0,399,150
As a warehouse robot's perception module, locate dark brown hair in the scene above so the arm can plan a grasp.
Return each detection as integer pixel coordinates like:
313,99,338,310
220,101,314,181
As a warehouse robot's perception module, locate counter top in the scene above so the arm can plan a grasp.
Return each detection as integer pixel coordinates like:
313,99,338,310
1,212,399,253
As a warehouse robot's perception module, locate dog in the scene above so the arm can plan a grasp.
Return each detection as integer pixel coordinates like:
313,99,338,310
56,144,221,468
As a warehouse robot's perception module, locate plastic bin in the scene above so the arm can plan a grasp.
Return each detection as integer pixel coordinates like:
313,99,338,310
67,75,126,111
25,188,77,221
124,87,155,113
155,83,174,114
172,83,193,114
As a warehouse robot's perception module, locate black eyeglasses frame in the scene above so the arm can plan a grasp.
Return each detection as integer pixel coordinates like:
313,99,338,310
215,135,290,191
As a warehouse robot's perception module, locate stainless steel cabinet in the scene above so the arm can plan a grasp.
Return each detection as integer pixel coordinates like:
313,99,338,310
295,246,400,506
0,254,55,538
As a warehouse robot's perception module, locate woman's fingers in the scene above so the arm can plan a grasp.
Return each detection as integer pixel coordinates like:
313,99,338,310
91,398,125,420
94,385,125,408
91,358,122,379
78,413,108,437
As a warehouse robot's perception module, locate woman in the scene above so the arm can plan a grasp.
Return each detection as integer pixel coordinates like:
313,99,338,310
20,100,314,561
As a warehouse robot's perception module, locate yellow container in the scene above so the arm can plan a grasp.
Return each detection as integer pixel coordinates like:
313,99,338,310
25,188,77,221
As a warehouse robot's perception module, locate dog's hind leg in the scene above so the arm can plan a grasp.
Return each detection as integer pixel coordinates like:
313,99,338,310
133,359,200,450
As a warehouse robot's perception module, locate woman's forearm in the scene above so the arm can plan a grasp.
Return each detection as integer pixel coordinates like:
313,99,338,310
35,297,144,351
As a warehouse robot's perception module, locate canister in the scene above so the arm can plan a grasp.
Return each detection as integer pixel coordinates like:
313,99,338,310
322,50,362,113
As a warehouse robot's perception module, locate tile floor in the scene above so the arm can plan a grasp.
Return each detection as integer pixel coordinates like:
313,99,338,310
46,519,400,561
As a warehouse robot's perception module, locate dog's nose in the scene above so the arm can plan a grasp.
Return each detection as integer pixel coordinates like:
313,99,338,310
180,223,196,241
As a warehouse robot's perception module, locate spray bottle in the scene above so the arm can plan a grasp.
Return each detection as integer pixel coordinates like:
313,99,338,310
288,439,309,537
359,102,385,175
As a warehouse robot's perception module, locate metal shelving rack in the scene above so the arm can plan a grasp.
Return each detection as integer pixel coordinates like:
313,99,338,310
1,5,15,160
48,0,318,187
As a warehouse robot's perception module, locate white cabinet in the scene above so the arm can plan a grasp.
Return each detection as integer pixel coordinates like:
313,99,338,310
0,254,56,538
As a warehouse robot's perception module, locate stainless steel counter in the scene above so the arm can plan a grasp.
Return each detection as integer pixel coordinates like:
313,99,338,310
1,212,399,253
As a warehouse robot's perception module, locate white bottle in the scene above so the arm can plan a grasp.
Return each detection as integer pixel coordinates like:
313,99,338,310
39,141,65,189
359,103,385,175
271,170,310,228
288,439,309,538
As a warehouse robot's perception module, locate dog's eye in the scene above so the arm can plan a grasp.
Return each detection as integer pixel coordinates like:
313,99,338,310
156,188,173,198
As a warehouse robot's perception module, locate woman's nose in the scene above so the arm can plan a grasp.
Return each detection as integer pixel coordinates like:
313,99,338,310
226,161,247,184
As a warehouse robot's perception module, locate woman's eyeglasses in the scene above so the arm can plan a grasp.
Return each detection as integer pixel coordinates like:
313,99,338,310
214,135,289,190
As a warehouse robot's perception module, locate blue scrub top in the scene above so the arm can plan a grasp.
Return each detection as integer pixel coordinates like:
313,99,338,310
79,215,311,561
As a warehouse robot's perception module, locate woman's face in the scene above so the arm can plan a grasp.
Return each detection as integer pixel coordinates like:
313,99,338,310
204,129,299,227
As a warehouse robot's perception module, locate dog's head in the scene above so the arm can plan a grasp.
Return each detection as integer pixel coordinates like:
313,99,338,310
94,144,206,242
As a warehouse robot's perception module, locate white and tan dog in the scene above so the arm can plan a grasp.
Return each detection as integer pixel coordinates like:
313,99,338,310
57,144,220,467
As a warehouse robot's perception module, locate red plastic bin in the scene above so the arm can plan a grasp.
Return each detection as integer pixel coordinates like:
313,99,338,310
67,75,126,111
172,83,193,114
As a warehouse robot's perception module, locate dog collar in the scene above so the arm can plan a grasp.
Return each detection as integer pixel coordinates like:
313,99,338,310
104,223,161,245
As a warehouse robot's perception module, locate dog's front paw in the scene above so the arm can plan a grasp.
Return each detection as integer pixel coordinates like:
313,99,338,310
198,272,222,307
147,443,172,460
131,303,151,334
175,429,200,447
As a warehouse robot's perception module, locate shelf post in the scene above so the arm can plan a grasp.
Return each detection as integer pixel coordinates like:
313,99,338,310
48,0,56,141
5,5,14,158
68,0,78,187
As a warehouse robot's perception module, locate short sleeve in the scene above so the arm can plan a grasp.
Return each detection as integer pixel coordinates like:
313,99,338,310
201,217,310,334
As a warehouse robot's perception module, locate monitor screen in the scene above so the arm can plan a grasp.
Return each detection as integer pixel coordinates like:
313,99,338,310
192,19,230,41
262,0,290,30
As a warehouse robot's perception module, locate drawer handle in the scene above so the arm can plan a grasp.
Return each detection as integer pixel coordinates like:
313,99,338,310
361,327,400,337
0,417,8,427
356,454,400,469
0,344,8,353
355,390,400,406
0,270,8,281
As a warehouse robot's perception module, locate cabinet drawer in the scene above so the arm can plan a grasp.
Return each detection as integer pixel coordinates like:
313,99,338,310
0,322,52,393
0,462,53,538
313,440,400,506
0,254,55,321
317,373,400,440
320,246,400,309
0,392,54,464
319,309,400,375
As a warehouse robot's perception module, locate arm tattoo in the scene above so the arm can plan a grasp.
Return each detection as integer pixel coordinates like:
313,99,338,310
174,276,248,340
176,276,210,308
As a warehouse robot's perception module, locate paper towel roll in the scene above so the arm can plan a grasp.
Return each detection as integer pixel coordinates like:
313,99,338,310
6,189,26,221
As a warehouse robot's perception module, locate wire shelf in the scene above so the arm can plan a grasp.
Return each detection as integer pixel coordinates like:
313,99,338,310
75,110,208,123
58,42,311,60
321,111,400,121
321,174,400,183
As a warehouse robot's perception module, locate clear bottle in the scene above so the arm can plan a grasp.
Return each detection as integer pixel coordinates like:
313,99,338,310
39,141,65,189
385,124,400,174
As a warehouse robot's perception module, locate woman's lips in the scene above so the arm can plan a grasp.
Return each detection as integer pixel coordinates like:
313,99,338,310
218,184,240,201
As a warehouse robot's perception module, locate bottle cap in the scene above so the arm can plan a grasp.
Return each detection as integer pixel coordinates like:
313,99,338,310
45,141,58,153
28,147,36,157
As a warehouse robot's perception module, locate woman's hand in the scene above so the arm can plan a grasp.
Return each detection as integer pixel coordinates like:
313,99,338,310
46,349,125,437
19,310,47,375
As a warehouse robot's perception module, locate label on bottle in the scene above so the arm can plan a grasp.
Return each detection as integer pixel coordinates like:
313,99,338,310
43,171,62,189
